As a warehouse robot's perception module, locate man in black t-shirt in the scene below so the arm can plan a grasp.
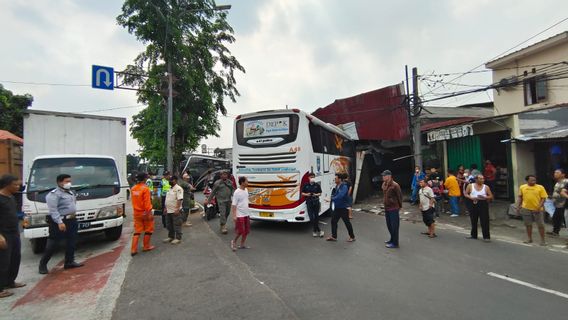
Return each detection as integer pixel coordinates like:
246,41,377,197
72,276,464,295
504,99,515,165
0,175,25,298
561,183,568,248
302,173,323,237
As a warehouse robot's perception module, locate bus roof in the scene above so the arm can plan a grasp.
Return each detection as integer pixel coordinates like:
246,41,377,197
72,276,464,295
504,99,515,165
236,109,351,140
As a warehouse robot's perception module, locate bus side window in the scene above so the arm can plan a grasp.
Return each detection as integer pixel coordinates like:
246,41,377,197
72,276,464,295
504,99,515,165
323,154,330,173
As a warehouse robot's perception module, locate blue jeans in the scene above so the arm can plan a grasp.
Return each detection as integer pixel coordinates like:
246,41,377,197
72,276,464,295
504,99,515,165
410,187,418,203
385,209,400,246
449,196,460,215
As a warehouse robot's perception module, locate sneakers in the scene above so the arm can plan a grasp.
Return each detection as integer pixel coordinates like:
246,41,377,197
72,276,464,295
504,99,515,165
319,231,325,238
312,232,318,237
450,214,459,218
385,243,399,249
163,238,173,243
171,239,181,245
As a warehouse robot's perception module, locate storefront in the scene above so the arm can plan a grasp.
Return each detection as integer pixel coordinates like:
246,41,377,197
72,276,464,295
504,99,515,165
426,120,514,200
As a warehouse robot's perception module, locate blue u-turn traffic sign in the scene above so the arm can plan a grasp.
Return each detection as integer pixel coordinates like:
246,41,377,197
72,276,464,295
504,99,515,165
92,65,114,90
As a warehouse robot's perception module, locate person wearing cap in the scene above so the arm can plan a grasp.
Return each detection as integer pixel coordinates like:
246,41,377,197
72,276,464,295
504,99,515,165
381,170,402,248
179,173,196,227
205,171,235,234
130,172,156,256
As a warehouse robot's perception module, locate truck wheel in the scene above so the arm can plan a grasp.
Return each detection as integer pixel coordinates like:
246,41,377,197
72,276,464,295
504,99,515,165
31,238,47,254
104,226,123,241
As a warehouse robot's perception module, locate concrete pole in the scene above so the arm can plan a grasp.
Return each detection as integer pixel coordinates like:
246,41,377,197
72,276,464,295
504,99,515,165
412,67,423,170
167,61,174,173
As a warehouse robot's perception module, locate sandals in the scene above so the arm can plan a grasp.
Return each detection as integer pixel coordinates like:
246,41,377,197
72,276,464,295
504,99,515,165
230,240,237,251
428,234,438,238
0,290,13,298
238,245,251,249
326,237,337,242
420,232,430,235
7,282,26,289
347,238,356,242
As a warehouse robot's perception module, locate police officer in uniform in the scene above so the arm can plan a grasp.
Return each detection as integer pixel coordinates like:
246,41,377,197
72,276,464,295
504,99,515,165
39,174,84,274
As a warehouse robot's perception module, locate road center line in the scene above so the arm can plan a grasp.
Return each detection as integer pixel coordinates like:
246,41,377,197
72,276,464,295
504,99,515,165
487,272,568,300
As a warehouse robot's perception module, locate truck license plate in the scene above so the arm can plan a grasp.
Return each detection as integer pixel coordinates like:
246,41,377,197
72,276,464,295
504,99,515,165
78,222,91,230
259,212,274,218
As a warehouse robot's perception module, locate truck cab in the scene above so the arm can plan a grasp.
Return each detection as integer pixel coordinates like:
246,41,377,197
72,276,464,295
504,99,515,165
22,155,126,253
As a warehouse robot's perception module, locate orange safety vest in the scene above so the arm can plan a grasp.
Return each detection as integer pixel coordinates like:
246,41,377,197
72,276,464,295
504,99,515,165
131,183,153,215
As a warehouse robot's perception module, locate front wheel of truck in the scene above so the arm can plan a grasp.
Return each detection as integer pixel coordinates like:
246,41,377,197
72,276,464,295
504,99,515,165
31,238,47,254
104,225,123,241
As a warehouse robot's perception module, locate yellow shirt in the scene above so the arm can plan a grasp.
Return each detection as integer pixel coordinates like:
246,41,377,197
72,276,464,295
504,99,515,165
444,175,460,197
519,184,548,211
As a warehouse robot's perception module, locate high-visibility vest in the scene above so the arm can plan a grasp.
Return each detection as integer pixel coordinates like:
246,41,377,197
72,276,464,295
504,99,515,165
161,178,171,193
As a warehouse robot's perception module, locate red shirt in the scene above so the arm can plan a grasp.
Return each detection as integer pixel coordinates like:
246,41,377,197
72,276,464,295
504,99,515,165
484,164,497,181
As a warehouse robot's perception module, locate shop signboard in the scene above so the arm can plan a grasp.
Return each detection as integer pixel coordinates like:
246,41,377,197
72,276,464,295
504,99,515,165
427,124,473,143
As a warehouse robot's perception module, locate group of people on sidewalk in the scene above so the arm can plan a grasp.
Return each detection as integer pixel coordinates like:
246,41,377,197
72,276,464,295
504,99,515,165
410,163,568,247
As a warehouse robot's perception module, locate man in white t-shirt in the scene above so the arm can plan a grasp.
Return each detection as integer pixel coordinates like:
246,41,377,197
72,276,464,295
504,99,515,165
163,176,184,244
231,177,250,251
418,179,436,238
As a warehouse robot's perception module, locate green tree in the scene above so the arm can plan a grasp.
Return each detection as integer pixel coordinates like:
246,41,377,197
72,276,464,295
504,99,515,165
0,84,33,137
117,0,245,170
127,153,141,173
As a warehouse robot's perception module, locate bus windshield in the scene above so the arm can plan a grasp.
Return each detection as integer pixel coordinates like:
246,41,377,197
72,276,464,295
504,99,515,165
236,114,299,148
26,158,120,202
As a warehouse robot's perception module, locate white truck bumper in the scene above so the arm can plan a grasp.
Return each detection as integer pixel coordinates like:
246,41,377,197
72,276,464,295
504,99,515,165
24,216,124,239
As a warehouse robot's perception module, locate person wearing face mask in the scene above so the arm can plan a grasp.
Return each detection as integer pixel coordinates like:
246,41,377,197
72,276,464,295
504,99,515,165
301,173,323,237
39,174,84,274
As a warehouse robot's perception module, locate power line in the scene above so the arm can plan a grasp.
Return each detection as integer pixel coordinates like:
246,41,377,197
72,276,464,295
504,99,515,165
76,105,146,113
0,80,90,87
421,16,568,96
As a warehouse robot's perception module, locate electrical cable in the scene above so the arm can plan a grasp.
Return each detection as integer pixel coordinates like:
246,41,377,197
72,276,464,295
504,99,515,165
421,16,568,96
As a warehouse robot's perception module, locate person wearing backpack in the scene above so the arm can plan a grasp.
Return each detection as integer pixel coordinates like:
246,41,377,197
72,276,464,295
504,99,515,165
428,176,444,217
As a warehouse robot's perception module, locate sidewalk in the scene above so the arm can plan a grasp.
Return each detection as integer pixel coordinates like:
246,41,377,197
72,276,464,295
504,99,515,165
354,193,568,248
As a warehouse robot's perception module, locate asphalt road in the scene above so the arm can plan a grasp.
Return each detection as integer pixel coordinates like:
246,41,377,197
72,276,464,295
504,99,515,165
112,192,568,320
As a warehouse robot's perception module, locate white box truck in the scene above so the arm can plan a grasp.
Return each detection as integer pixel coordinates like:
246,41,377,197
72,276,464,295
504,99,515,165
21,110,128,253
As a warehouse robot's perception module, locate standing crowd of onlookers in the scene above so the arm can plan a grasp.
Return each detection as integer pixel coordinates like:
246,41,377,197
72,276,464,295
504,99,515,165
409,162,568,247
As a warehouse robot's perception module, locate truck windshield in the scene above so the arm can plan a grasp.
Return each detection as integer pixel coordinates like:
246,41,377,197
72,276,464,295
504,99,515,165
26,158,120,202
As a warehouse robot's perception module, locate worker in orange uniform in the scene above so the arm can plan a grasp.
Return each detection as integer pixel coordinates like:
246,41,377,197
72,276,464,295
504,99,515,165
130,172,156,256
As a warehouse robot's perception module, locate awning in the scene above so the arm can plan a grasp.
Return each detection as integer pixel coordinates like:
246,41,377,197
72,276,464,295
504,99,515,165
501,125,568,142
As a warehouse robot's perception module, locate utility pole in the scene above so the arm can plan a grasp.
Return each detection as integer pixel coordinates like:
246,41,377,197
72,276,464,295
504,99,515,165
412,67,423,170
167,61,174,173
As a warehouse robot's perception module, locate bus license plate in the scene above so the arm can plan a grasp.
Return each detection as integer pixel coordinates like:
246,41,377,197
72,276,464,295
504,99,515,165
78,222,91,230
259,212,274,218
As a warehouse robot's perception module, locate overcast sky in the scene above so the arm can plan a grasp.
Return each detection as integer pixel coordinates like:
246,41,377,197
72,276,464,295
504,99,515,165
1,0,568,154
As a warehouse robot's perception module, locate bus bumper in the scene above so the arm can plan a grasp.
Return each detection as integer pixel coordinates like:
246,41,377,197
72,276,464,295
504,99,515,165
249,205,313,223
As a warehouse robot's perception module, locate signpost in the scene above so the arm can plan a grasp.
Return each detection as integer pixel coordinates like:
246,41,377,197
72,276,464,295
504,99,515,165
427,124,474,143
92,65,114,90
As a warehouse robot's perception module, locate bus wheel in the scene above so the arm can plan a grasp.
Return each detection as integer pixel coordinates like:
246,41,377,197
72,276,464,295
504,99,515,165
31,238,47,254
105,226,123,241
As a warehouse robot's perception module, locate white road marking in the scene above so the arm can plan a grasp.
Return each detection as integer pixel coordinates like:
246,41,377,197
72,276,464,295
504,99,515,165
487,272,568,300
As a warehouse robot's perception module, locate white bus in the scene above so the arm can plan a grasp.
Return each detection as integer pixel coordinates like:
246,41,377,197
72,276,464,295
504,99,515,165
233,109,354,222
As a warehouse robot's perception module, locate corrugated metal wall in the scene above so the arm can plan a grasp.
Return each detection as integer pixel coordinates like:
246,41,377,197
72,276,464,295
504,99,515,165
447,136,483,171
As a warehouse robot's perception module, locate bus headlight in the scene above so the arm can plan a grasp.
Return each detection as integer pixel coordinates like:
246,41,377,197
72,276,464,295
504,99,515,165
98,206,119,219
